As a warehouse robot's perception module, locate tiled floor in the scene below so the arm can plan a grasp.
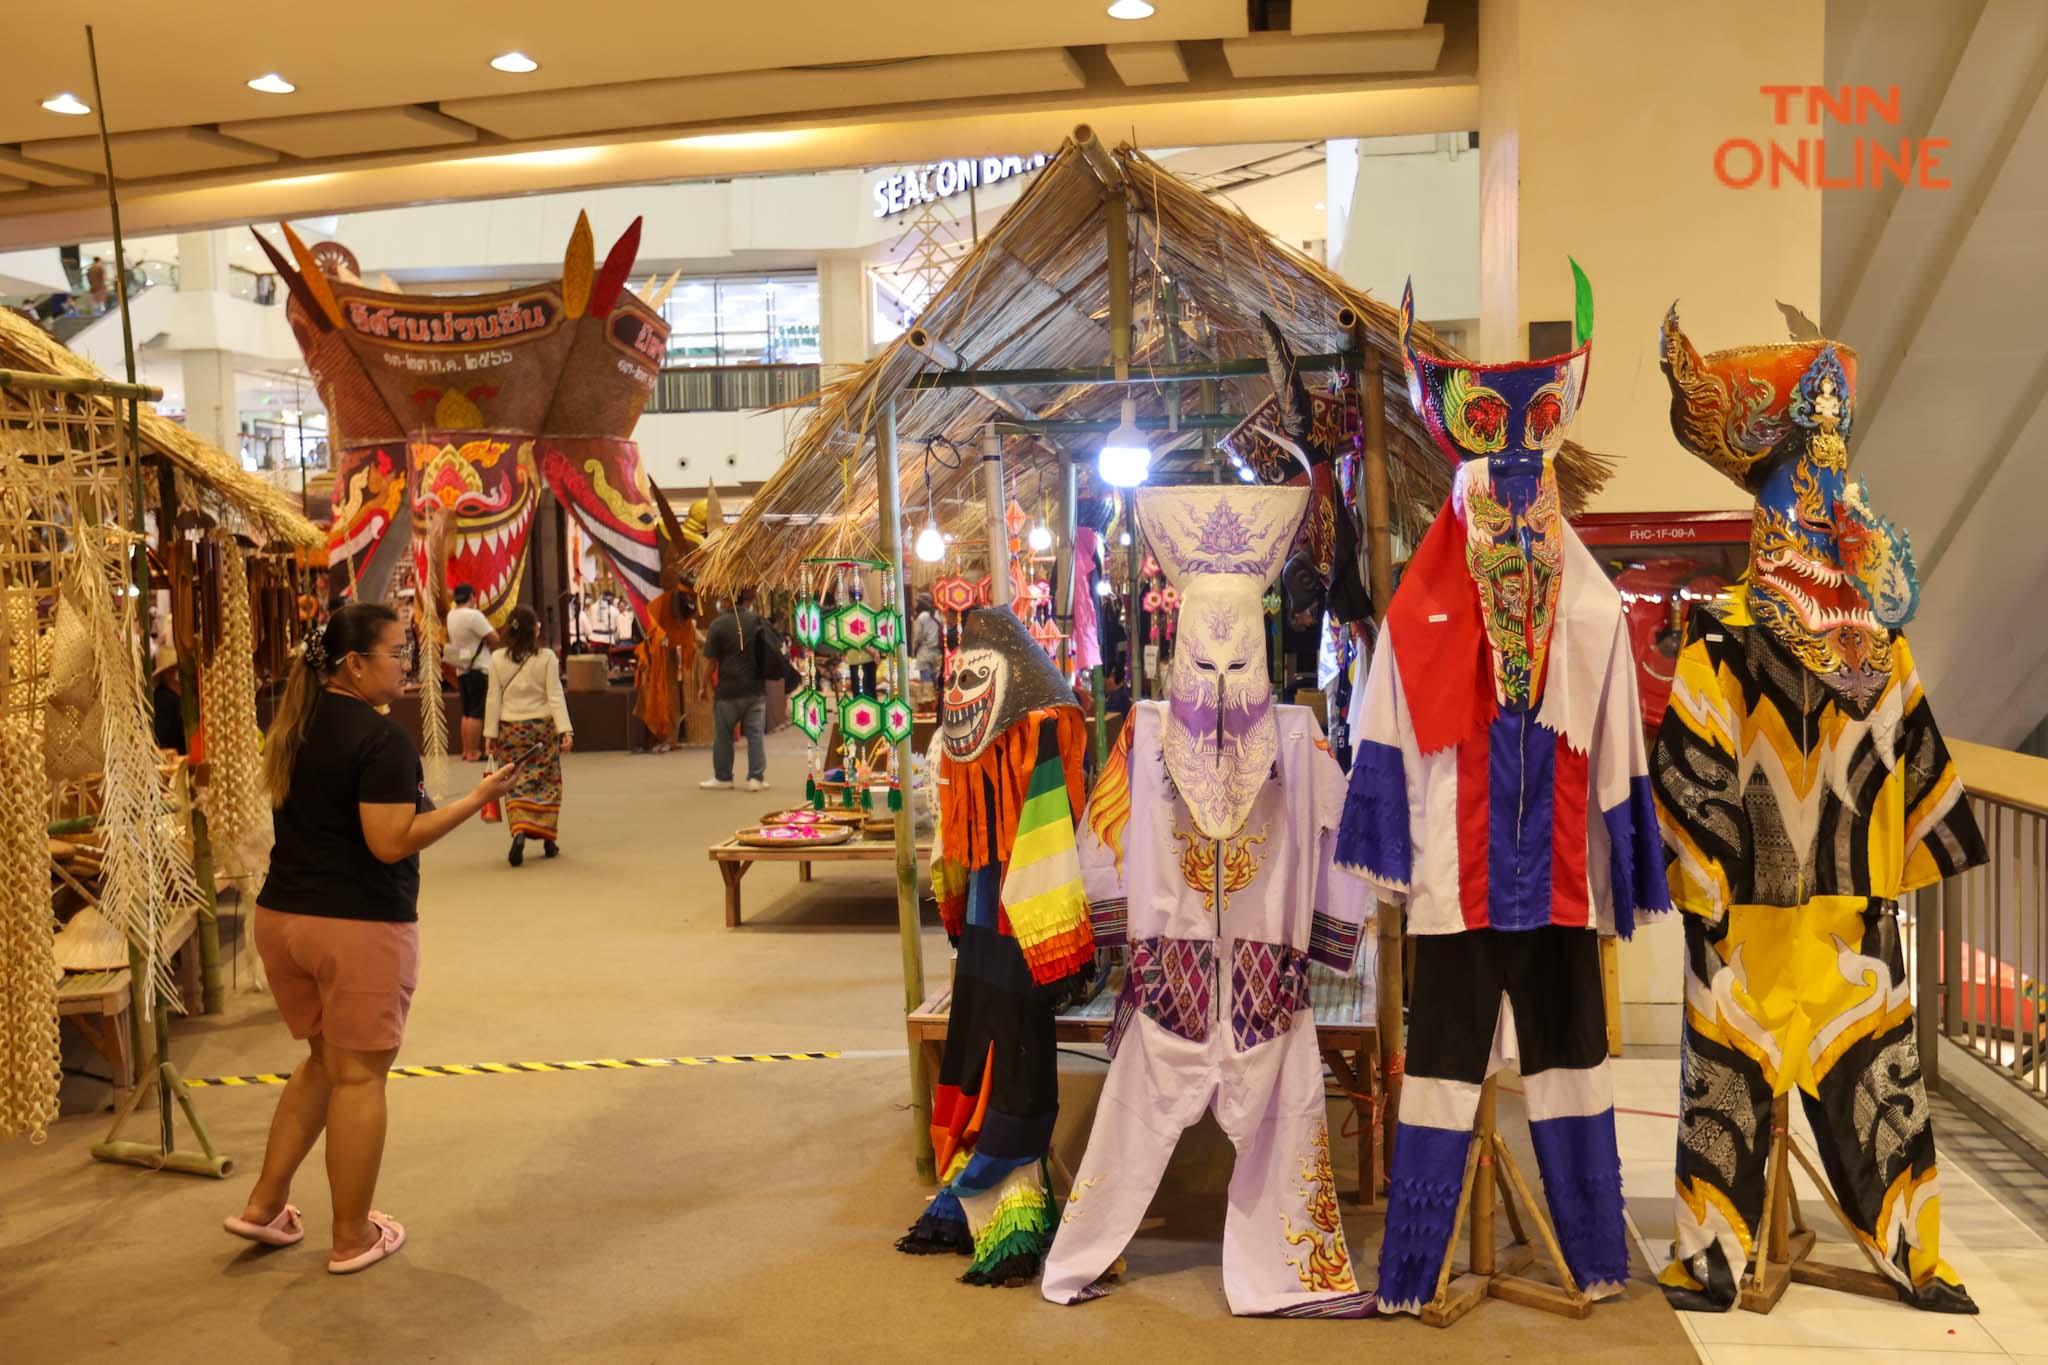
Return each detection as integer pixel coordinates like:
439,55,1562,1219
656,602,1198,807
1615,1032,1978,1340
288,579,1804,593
1610,1054,2048,1364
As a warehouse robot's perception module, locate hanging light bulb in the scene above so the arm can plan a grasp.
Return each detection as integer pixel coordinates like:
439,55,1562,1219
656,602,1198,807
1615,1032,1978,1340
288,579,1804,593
1119,531,1132,546
1237,465,1257,483
1096,396,1150,489
1027,523,1053,553
914,521,946,563
1095,579,1114,598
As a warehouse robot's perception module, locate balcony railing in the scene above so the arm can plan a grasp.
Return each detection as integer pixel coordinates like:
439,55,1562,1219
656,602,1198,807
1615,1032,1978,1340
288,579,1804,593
1915,741,2048,1104
646,363,820,414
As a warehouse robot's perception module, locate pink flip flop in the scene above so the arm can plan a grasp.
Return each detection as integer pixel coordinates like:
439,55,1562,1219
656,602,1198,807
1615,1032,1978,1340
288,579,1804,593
328,1211,406,1275
223,1203,304,1247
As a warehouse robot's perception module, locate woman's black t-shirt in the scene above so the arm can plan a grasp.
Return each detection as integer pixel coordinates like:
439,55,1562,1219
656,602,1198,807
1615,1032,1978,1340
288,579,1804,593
257,692,430,922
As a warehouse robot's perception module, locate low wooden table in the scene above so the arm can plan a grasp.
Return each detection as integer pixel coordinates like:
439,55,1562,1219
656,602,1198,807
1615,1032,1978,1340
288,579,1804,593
909,959,1380,1204
54,905,203,1102
707,833,933,928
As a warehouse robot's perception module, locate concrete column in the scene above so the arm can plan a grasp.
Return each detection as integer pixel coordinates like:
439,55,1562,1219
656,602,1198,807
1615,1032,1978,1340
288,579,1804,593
1479,0,1824,513
1477,0,1824,1047
816,249,870,375
177,229,241,455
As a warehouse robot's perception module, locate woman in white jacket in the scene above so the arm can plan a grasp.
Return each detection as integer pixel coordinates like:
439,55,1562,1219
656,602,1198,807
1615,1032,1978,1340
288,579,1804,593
484,606,574,867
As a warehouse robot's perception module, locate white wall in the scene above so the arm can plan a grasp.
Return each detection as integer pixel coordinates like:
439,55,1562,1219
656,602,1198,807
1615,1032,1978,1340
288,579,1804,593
1334,136,1481,325
637,406,812,491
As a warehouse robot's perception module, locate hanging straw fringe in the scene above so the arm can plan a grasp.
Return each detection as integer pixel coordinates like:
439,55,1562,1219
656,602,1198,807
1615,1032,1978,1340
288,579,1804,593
0,609,59,1142
72,529,195,1016
198,538,270,879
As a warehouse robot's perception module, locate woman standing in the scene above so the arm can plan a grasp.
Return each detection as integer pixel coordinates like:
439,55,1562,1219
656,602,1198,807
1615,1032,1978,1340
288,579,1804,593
485,605,574,866
225,604,512,1274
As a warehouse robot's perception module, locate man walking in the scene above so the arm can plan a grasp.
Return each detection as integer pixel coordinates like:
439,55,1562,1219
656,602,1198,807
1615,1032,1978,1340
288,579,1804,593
444,584,500,762
701,586,767,791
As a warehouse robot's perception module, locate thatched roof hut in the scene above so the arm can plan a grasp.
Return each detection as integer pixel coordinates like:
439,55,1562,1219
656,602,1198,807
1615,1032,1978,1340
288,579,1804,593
0,309,323,548
694,136,1614,593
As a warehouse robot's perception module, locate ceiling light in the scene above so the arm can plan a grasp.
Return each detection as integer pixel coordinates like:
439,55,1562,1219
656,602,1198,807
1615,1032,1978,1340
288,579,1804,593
1237,466,1257,483
1119,531,1132,546
1027,524,1053,553
41,93,90,116
1096,398,1151,488
474,147,601,167
1108,0,1156,18
914,522,946,563
1095,580,1114,598
247,73,295,94
490,51,540,73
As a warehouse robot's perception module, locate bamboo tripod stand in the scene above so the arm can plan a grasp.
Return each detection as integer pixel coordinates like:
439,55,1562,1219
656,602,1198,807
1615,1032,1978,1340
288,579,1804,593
1735,1092,1904,1312
1420,1076,1594,1326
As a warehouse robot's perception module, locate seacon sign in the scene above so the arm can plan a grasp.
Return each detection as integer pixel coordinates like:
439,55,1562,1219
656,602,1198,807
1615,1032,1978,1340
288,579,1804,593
871,153,1050,218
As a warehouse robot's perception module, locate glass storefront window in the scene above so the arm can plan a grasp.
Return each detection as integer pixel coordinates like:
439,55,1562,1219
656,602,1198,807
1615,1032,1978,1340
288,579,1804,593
658,272,820,366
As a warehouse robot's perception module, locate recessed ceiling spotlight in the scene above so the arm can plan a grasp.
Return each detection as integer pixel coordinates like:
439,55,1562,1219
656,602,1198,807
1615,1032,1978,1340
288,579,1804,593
41,93,91,116
491,51,540,73
247,73,296,94
1107,0,1156,18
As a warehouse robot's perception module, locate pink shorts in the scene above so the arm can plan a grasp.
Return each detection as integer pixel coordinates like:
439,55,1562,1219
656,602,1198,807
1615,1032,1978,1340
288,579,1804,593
255,907,419,1053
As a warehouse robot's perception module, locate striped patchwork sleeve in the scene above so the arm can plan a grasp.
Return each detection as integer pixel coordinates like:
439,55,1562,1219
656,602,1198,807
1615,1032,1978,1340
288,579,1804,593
1591,610,1669,939
1001,717,1094,985
1894,634,1987,891
1650,610,1749,923
1334,639,1414,900
1308,724,1371,970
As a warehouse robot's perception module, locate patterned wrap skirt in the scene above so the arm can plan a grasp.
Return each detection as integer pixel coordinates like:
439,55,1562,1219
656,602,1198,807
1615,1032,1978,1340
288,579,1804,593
499,716,562,840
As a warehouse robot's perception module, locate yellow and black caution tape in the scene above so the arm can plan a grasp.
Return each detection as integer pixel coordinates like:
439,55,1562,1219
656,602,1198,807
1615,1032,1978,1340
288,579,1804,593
185,1050,841,1089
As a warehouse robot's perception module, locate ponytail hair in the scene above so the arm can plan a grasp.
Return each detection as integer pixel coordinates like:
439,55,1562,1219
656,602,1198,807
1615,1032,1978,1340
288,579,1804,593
263,602,399,807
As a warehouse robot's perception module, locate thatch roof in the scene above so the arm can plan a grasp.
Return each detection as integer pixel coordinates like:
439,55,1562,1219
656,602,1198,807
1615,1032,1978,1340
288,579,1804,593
694,138,1615,593
0,309,323,548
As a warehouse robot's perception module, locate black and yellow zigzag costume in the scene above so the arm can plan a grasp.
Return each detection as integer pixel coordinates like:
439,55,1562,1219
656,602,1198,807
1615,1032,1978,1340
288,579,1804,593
1652,585,1986,1313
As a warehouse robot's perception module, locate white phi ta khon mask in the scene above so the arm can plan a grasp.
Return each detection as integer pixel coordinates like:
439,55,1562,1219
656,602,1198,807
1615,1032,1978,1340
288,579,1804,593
1135,486,1307,840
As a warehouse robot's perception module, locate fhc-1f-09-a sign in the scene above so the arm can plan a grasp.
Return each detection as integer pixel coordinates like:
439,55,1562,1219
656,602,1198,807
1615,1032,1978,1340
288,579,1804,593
871,153,1050,218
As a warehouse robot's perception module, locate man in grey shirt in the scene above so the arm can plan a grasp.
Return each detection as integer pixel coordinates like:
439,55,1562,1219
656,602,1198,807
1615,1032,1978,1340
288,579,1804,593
700,586,767,791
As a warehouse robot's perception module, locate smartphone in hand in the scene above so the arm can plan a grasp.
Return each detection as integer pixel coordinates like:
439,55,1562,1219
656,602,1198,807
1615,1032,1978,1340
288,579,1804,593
510,739,549,768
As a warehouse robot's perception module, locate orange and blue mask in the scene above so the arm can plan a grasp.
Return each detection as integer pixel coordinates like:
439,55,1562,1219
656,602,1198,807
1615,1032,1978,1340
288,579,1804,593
1660,310,1918,704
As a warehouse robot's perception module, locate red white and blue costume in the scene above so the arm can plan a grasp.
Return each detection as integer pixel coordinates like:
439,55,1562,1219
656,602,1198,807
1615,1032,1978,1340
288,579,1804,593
1336,273,1669,1313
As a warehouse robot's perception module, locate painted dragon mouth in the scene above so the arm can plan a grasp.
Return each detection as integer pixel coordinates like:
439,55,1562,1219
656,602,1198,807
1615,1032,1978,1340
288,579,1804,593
1754,552,1879,633
942,691,995,758
443,496,536,616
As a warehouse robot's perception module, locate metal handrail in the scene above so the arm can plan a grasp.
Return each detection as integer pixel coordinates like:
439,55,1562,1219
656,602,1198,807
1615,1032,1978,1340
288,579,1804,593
1922,743,2048,1104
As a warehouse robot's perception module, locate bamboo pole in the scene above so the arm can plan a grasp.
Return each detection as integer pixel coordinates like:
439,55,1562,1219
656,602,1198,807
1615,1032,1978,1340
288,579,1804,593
1347,310,1404,1180
880,396,934,1181
1471,1078,1498,1276
0,369,162,401
982,428,1010,607
905,355,1352,390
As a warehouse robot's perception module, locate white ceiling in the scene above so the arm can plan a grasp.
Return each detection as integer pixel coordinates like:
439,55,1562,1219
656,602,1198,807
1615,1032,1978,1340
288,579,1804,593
1823,0,2048,749
0,1,1467,249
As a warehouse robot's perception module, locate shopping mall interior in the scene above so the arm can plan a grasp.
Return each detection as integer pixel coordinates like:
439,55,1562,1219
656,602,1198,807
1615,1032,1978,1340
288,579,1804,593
1,1,2045,1360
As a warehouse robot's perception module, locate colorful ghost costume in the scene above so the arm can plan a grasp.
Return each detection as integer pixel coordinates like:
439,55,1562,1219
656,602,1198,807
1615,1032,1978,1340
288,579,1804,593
1040,487,1376,1317
899,607,1093,1286
1652,309,1986,1314
1336,273,1669,1314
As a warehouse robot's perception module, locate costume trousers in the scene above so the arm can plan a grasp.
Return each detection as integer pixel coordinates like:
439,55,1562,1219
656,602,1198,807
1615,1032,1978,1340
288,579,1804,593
1040,1009,1372,1316
1661,899,1973,1313
1378,925,1628,1314
899,875,1064,1285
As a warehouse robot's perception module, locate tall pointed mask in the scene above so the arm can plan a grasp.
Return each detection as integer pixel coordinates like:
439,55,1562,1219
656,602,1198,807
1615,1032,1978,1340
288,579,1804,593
1660,306,1916,705
1136,486,1307,839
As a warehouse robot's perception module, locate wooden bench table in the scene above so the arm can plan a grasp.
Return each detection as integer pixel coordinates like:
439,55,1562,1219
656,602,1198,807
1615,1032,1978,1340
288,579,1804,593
54,905,205,1103
909,958,1380,1204
707,834,933,928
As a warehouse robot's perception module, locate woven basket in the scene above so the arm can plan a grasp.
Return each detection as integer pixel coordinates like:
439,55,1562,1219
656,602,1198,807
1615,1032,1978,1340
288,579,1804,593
42,700,103,782
734,823,853,849
45,591,93,713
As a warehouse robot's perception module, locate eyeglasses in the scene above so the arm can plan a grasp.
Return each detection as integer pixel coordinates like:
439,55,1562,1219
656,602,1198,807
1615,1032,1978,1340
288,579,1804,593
358,646,415,665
